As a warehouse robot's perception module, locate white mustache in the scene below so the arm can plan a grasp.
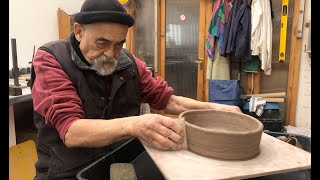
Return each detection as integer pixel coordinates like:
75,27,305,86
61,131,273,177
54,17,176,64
92,55,118,76
96,55,116,65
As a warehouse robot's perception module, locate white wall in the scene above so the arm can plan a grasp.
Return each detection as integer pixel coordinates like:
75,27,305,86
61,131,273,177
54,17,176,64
295,0,311,128
9,0,84,69
9,0,311,129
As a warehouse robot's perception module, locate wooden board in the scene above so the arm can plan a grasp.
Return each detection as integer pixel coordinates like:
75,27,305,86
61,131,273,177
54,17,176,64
203,0,213,102
159,0,166,79
9,140,38,180
196,0,205,101
246,72,261,94
58,8,72,40
141,132,310,180
286,0,303,126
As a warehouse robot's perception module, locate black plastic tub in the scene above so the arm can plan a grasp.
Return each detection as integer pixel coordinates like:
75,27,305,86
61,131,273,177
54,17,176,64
76,138,164,180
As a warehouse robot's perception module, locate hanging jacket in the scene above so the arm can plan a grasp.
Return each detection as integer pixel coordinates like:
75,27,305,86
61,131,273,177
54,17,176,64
251,0,273,75
221,0,251,60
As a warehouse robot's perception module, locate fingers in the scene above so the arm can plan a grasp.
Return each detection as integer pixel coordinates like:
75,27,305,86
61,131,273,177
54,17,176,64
156,123,184,144
139,114,184,150
231,106,243,113
217,104,243,114
142,125,183,150
236,106,243,113
160,116,184,137
149,132,182,151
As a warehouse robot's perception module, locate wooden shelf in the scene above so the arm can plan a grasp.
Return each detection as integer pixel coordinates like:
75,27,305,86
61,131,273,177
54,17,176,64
58,8,74,39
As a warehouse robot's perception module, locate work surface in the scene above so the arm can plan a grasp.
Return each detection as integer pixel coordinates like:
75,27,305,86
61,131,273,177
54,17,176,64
141,132,311,180
9,74,32,105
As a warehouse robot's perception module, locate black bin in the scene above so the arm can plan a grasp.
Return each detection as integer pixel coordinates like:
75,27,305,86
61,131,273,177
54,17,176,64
242,102,285,132
76,138,164,180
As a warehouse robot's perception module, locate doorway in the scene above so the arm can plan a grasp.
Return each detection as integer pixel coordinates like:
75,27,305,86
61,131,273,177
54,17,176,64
133,0,210,101
165,0,200,100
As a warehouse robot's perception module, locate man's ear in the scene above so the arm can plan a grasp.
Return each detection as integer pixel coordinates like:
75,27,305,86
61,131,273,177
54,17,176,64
73,23,84,41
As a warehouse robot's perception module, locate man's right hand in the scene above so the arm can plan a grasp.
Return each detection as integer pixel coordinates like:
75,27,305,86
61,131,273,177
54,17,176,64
130,114,184,151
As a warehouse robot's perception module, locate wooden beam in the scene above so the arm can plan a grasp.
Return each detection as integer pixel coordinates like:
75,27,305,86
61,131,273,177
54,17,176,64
154,0,161,77
246,72,261,94
197,0,206,101
203,0,213,102
285,0,302,126
243,92,286,98
125,1,136,53
57,8,71,40
159,0,166,79
264,98,285,103
151,0,166,115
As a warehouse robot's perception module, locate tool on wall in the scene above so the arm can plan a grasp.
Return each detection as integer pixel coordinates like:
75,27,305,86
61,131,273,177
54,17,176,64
9,38,22,96
304,20,311,57
279,0,289,62
118,0,130,6
11,38,20,86
296,0,306,38
26,45,36,87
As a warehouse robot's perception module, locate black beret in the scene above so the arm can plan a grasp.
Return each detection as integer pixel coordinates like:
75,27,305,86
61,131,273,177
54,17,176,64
74,0,134,27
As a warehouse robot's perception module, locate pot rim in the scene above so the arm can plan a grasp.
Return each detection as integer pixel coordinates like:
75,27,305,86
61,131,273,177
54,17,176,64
178,109,264,136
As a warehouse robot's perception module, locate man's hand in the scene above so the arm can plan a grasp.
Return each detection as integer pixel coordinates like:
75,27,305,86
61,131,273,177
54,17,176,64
164,95,243,115
130,114,184,151
212,103,243,114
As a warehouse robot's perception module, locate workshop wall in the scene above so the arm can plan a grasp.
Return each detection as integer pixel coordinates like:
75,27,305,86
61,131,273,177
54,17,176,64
295,0,311,128
9,0,84,69
9,0,311,129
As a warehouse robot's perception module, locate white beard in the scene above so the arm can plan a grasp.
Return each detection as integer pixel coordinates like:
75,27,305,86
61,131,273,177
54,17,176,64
92,55,118,76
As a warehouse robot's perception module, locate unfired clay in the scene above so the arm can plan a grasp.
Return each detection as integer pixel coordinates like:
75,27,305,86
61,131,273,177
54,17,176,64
178,109,263,160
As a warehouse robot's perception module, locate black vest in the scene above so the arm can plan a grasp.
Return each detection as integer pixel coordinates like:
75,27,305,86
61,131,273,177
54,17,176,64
31,38,141,179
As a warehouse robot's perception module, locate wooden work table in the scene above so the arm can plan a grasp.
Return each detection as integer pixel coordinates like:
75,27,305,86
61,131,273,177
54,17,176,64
141,132,311,179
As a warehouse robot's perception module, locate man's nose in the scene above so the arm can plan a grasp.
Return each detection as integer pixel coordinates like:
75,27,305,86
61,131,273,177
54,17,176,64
103,46,115,59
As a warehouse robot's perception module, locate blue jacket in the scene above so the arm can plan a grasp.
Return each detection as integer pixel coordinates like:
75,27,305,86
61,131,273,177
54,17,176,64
221,0,251,60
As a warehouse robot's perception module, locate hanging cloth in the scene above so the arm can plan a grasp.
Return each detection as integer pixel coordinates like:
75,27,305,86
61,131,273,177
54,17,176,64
221,0,251,60
205,0,233,60
251,0,273,75
206,39,231,80
244,55,260,73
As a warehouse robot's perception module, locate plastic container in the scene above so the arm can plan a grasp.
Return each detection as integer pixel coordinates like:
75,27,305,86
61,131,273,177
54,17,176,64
260,117,285,132
76,138,164,180
242,102,285,132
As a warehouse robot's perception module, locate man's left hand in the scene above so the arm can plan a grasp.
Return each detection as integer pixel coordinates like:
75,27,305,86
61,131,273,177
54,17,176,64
212,103,243,114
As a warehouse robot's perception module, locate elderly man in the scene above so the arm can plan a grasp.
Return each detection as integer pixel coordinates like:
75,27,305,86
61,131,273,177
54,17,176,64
31,0,242,179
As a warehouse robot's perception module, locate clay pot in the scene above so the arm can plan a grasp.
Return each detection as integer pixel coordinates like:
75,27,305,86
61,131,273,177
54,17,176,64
178,109,264,160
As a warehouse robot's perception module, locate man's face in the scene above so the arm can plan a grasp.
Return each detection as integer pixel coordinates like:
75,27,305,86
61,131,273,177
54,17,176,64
74,22,128,76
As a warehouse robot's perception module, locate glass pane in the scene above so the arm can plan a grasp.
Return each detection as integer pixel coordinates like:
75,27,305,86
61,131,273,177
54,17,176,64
134,0,155,67
165,0,199,99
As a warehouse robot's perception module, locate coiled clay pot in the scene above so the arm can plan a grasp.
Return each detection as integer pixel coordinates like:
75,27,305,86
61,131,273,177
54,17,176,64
178,109,264,160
